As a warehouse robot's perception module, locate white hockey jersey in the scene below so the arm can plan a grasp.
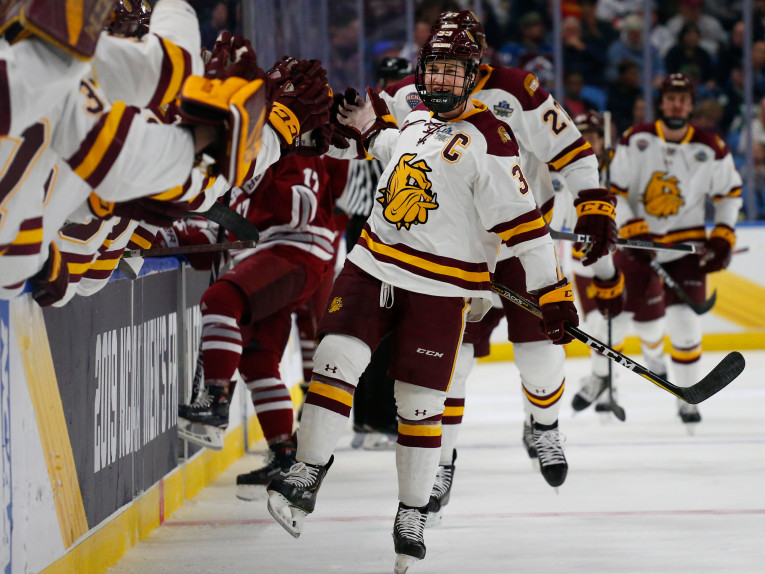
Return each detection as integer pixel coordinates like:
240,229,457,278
347,101,559,312
610,121,742,262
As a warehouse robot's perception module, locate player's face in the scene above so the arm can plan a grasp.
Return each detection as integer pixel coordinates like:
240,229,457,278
423,58,468,97
661,92,693,122
582,131,604,156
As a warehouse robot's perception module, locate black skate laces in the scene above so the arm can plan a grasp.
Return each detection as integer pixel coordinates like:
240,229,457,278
189,387,213,409
396,507,427,540
431,466,454,499
534,427,566,465
283,462,321,488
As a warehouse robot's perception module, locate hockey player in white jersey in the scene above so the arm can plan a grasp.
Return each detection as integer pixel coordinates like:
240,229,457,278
266,29,579,574
607,73,742,426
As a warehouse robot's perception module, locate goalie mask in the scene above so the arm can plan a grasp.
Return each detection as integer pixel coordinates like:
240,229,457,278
659,73,695,130
415,29,480,118
435,10,487,52
107,0,151,38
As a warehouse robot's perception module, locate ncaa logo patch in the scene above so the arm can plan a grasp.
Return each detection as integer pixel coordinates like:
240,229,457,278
637,140,648,151
695,151,708,162
434,126,454,142
493,101,513,118
406,92,421,109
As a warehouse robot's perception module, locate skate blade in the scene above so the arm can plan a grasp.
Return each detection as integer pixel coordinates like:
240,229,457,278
267,491,306,538
394,553,420,574
178,420,224,450
424,508,443,528
351,432,365,449
235,484,267,501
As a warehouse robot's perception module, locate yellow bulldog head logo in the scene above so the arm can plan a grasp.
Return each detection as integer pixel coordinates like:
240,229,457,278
643,171,684,218
377,154,438,230
328,297,343,314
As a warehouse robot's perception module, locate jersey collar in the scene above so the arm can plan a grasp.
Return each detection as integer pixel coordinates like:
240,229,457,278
655,120,694,144
432,100,487,122
472,65,493,94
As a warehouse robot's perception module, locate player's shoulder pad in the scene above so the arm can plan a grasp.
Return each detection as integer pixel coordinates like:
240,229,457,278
690,127,730,159
383,74,416,97
619,122,656,145
464,108,520,157
479,66,550,110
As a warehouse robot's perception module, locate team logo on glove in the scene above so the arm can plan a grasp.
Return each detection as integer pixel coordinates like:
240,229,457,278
377,154,438,230
643,171,684,218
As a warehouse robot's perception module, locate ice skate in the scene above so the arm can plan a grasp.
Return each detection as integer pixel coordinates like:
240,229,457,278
532,418,567,489
236,442,297,501
425,449,456,527
392,503,428,574
678,399,701,433
522,421,538,459
266,456,334,538
571,374,608,412
177,386,230,450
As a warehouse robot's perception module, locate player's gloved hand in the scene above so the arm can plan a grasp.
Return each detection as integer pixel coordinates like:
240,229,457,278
112,198,191,227
586,270,625,318
572,188,618,266
269,74,332,150
204,31,262,82
618,218,654,264
336,87,397,148
536,278,579,344
699,225,735,273
294,124,332,157
30,243,70,307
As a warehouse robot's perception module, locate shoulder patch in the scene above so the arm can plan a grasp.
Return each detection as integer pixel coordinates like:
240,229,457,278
497,125,512,143
406,91,422,109
523,73,539,97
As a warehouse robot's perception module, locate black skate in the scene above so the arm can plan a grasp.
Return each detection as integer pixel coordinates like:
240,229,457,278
425,449,456,527
177,385,230,450
393,502,428,574
266,455,334,538
522,421,538,458
533,418,568,488
236,441,297,501
571,374,607,411
678,399,701,432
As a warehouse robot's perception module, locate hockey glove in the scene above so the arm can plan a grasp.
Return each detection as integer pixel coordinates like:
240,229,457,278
586,271,625,318
618,218,654,264
112,198,191,227
294,124,332,157
536,278,579,345
180,74,268,186
336,87,397,151
269,75,332,149
204,31,262,82
30,243,70,307
573,188,618,266
699,225,735,273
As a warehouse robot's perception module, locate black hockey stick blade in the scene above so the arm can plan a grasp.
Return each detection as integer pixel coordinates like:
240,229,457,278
611,403,626,421
197,202,260,241
649,260,716,315
679,351,746,404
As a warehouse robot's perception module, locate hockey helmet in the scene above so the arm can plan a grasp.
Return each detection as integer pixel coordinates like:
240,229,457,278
376,57,414,84
574,110,604,135
415,28,481,117
107,0,151,38
435,10,487,50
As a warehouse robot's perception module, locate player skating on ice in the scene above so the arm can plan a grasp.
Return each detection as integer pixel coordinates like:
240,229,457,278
266,28,578,574
605,73,742,428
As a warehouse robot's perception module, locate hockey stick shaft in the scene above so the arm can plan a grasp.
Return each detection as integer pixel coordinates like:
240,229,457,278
648,259,716,314
490,280,745,404
549,229,696,253
123,240,257,259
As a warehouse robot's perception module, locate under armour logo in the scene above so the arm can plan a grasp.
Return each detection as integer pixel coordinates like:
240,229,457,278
415,409,427,416
325,364,337,374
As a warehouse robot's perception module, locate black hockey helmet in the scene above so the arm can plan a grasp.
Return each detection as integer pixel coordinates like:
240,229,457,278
376,57,414,84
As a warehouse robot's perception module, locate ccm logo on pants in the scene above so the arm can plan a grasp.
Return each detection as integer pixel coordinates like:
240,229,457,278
417,348,444,358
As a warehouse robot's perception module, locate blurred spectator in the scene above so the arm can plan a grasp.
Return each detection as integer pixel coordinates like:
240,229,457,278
664,21,715,89
595,0,643,26
605,14,665,86
666,0,727,58
650,8,676,58
739,141,765,219
199,1,229,50
632,93,646,127
328,8,361,90
736,97,765,156
580,0,619,50
755,0,765,41
561,70,600,116
607,59,642,135
720,65,746,134
562,16,607,86
692,98,725,138
500,11,552,67
753,41,765,96
717,21,745,87
703,0,743,31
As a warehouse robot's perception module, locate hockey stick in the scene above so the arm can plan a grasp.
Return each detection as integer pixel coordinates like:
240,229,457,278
490,280,745,404
600,111,625,421
549,229,696,253
197,202,260,241
123,240,257,259
648,259,716,315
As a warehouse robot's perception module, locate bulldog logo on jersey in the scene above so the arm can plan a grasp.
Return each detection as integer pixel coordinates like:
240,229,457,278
328,297,343,314
377,154,438,230
643,171,684,218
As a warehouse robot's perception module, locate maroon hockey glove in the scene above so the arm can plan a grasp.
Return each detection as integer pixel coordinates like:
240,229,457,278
205,31,263,82
536,278,579,344
573,188,618,266
269,75,332,149
112,198,191,227
30,243,70,307
618,218,655,264
699,225,735,273
586,271,625,318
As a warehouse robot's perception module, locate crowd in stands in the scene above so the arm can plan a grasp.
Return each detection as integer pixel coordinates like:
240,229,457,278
188,0,765,218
